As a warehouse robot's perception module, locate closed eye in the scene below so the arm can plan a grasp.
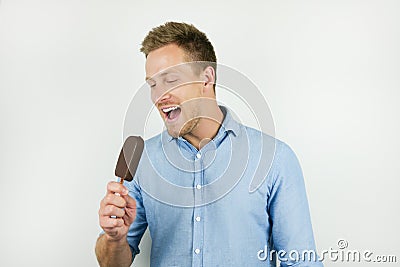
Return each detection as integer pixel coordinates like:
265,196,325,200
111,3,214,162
147,81,156,88
166,79,178,84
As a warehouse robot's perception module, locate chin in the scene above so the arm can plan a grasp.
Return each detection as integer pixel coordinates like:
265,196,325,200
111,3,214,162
166,126,180,138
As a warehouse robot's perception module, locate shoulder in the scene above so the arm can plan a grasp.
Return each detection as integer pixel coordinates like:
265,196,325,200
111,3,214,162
241,125,301,173
241,125,291,155
143,132,164,152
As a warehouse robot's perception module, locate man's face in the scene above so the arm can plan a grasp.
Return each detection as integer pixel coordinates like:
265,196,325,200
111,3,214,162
145,44,205,138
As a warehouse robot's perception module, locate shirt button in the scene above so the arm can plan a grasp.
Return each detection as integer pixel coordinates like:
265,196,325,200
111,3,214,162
196,184,202,190
195,248,201,254
195,216,201,222
196,152,201,159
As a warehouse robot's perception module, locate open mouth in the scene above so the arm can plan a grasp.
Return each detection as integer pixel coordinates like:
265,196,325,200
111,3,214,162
161,106,181,121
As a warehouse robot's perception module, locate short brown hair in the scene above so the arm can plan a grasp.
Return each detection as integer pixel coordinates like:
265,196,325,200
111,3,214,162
141,22,216,63
141,22,217,88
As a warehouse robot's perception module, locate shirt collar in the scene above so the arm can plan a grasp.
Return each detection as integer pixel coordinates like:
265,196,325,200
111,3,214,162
218,105,240,137
165,105,241,142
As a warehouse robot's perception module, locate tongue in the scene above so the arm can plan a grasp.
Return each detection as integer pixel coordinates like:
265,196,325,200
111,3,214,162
168,108,181,120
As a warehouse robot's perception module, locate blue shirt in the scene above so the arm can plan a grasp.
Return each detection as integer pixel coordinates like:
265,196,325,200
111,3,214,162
123,106,323,267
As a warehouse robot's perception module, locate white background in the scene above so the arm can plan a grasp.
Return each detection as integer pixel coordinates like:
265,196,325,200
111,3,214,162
1,1,399,266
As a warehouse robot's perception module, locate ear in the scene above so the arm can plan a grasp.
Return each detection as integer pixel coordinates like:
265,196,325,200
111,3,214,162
202,66,216,95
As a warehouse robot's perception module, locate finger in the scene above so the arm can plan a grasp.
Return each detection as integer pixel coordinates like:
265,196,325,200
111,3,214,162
99,216,125,229
101,193,126,208
107,181,129,196
99,205,125,218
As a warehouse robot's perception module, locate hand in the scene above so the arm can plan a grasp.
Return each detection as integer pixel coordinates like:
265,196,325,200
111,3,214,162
99,181,137,242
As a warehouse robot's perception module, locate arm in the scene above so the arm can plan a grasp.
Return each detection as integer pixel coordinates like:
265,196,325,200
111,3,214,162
95,181,136,267
268,143,323,267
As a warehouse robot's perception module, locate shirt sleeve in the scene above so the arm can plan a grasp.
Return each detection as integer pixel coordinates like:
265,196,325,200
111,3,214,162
124,178,148,259
267,142,323,267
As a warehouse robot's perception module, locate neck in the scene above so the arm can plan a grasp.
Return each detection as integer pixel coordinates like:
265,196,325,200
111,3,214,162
183,105,224,150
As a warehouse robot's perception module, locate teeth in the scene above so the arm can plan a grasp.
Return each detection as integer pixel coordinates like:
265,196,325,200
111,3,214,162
162,106,179,113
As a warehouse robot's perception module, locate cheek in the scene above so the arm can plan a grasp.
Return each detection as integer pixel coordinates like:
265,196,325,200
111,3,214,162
151,88,164,104
180,84,202,99
150,90,157,103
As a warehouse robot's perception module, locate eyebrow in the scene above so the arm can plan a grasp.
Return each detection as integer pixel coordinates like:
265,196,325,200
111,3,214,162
145,71,178,81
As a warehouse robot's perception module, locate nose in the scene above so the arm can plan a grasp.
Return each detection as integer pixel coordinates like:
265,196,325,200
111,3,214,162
152,87,172,105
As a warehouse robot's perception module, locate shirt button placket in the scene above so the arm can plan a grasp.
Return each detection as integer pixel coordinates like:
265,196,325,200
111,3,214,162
193,151,203,267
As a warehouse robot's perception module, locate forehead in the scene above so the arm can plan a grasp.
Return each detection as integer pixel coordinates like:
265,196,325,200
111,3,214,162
145,44,188,79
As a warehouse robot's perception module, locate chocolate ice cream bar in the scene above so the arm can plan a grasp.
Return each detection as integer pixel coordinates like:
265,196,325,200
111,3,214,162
115,136,144,183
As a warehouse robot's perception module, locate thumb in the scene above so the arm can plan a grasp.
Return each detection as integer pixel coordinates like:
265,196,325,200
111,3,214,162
123,194,136,209
122,194,137,226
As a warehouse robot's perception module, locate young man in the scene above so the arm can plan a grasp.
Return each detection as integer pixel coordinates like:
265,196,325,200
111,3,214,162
95,22,323,267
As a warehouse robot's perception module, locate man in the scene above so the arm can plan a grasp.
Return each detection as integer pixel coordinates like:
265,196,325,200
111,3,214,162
95,22,323,267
